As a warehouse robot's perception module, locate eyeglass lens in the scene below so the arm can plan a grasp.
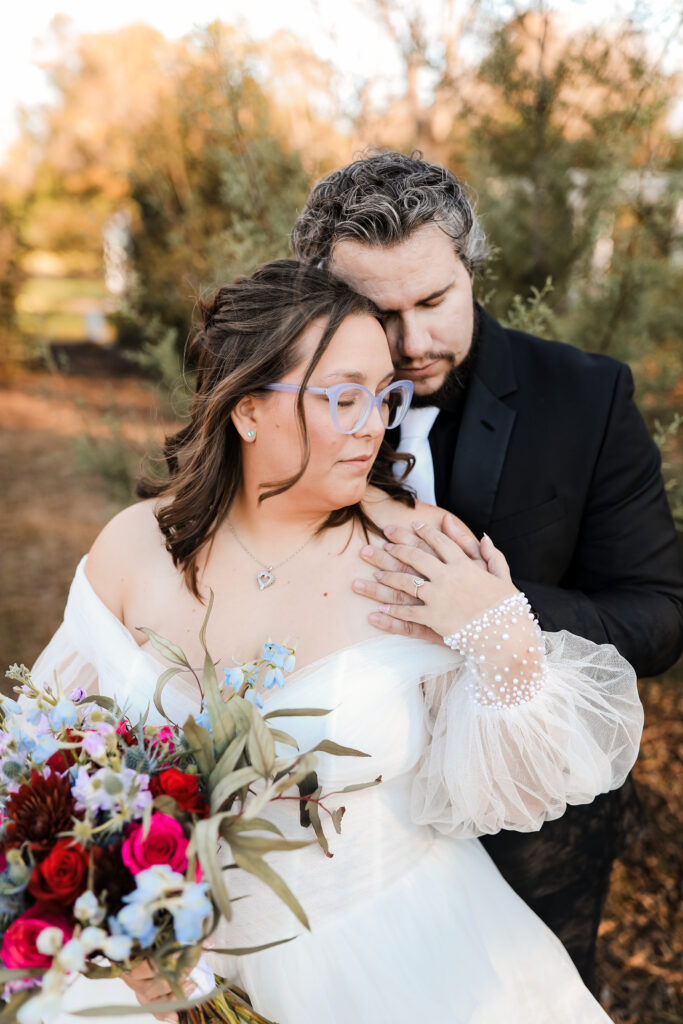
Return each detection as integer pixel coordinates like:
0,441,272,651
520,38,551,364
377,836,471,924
334,383,411,432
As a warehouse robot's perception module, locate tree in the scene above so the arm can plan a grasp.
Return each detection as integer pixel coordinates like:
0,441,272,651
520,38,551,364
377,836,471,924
121,23,312,361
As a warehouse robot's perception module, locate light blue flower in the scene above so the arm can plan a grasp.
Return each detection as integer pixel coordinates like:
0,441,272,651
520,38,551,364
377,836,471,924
103,934,132,961
74,890,105,926
117,903,158,946
31,735,61,764
125,864,185,903
223,667,244,691
244,689,264,710
262,642,288,668
171,908,202,945
49,698,78,730
263,667,285,691
179,881,212,914
194,702,212,733
283,653,296,673
0,695,21,716
23,704,45,726
171,882,212,945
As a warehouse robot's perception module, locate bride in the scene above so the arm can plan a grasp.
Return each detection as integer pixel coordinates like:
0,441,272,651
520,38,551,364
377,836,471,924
33,260,642,1023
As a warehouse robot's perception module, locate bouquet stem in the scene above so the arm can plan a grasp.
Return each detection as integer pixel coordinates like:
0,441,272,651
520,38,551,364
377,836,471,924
179,986,277,1024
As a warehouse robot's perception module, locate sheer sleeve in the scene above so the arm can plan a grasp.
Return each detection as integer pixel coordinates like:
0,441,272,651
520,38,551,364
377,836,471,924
411,597,643,838
30,557,201,725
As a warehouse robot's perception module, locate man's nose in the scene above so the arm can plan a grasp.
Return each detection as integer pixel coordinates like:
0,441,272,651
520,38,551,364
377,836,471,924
398,312,429,360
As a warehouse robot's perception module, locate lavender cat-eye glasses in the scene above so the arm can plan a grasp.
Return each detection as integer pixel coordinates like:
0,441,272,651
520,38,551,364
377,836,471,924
263,379,414,434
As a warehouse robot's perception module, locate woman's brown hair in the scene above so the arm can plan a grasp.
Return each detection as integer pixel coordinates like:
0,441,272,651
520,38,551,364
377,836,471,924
137,259,415,596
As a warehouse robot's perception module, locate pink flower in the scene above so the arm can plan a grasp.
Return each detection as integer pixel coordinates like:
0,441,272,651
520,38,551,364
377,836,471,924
150,726,175,752
1,906,73,969
121,813,194,877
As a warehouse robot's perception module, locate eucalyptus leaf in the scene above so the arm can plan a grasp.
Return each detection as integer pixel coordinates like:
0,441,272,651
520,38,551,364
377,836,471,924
203,651,231,758
231,847,310,930
210,765,262,814
136,627,190,668
79,695,117,713
0,968,44,981
263,707,331,720
141,799,153,840
205,936,295,956
246,709,276,776
341,776,383,793
331,806,346,834
194,815,234,921
182,716,216,775
304,789,331,858
267,727,299,749
210,732,248,789
310,739,370,758
153,666,184,722
228,834,312,856
222,817,284,837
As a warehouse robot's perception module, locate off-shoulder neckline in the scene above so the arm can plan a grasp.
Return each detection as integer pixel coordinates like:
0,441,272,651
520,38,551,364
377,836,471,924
71,556,438,688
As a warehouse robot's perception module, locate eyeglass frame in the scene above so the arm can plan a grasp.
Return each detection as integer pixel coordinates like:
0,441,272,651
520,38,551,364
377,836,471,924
262,379,414,435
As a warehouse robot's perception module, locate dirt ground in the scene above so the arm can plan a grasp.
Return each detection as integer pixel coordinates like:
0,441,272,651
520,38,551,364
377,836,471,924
1,369,681,1022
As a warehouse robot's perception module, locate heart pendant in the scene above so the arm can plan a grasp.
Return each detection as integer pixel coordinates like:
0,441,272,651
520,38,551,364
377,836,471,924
257,569,275,591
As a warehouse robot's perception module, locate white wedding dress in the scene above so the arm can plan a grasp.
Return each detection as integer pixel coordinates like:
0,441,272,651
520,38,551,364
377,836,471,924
33,557,643,1024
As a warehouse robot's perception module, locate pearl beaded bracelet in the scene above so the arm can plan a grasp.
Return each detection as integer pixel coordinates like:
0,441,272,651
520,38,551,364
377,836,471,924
443,593,547,708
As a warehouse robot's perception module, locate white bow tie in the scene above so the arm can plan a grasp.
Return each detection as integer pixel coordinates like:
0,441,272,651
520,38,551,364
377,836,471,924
393,406,439,505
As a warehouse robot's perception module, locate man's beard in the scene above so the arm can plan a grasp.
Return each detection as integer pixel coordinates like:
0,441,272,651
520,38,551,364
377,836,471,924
409,305,480,409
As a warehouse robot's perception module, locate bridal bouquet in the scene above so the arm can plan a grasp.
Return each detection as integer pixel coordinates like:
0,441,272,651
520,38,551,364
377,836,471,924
0,596,376,1024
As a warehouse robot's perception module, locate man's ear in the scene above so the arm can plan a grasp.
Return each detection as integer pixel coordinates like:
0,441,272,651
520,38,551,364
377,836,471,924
230,396,259,443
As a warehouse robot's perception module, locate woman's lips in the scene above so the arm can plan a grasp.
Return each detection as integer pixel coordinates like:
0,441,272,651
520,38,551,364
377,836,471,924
340,454,373,468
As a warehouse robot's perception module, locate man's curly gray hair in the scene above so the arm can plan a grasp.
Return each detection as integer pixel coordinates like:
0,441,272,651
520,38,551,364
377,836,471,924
290,151,488,274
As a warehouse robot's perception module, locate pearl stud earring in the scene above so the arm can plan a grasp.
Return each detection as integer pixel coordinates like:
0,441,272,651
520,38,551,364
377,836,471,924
246,430,255,440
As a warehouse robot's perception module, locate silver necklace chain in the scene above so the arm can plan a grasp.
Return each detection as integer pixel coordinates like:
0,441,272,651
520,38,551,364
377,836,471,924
226,518,317,591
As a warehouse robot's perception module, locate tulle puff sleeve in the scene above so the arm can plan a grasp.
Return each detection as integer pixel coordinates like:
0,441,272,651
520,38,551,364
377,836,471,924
411,608,643,837
30,557,163,714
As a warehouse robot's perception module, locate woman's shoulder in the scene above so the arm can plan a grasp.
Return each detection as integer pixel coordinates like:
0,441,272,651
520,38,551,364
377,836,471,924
84,499,167,619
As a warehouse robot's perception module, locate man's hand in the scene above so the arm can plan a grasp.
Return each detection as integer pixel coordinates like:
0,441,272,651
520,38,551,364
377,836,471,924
353,513,514,642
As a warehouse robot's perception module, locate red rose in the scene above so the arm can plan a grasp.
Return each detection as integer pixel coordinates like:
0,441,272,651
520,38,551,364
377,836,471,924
121,813,194,876
1,905,73,969
28,839,89,905
150,769,209,817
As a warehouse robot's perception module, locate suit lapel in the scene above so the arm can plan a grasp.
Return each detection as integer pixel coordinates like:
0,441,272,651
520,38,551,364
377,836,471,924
446,310,518,534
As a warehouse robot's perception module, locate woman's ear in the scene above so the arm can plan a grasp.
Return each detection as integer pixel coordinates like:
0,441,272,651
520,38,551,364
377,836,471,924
230,396,259,443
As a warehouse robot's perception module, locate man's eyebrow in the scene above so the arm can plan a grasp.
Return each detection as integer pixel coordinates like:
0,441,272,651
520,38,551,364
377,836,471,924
416,280,454,304
378,280,454,313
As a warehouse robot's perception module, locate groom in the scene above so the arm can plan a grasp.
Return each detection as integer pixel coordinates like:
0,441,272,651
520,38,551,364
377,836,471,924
290,151,683,989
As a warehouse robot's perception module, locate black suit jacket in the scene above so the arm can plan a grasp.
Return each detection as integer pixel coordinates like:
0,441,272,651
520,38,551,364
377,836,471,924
432,308,683,677
422,309,683,977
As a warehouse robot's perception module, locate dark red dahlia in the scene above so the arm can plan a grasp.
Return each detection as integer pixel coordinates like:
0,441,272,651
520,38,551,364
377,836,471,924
92,841,135,914
4,770,77,853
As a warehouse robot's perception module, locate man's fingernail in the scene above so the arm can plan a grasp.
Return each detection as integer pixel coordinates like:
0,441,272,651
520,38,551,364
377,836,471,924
361,545,374,557
412,520,425,529
353,579,367,593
